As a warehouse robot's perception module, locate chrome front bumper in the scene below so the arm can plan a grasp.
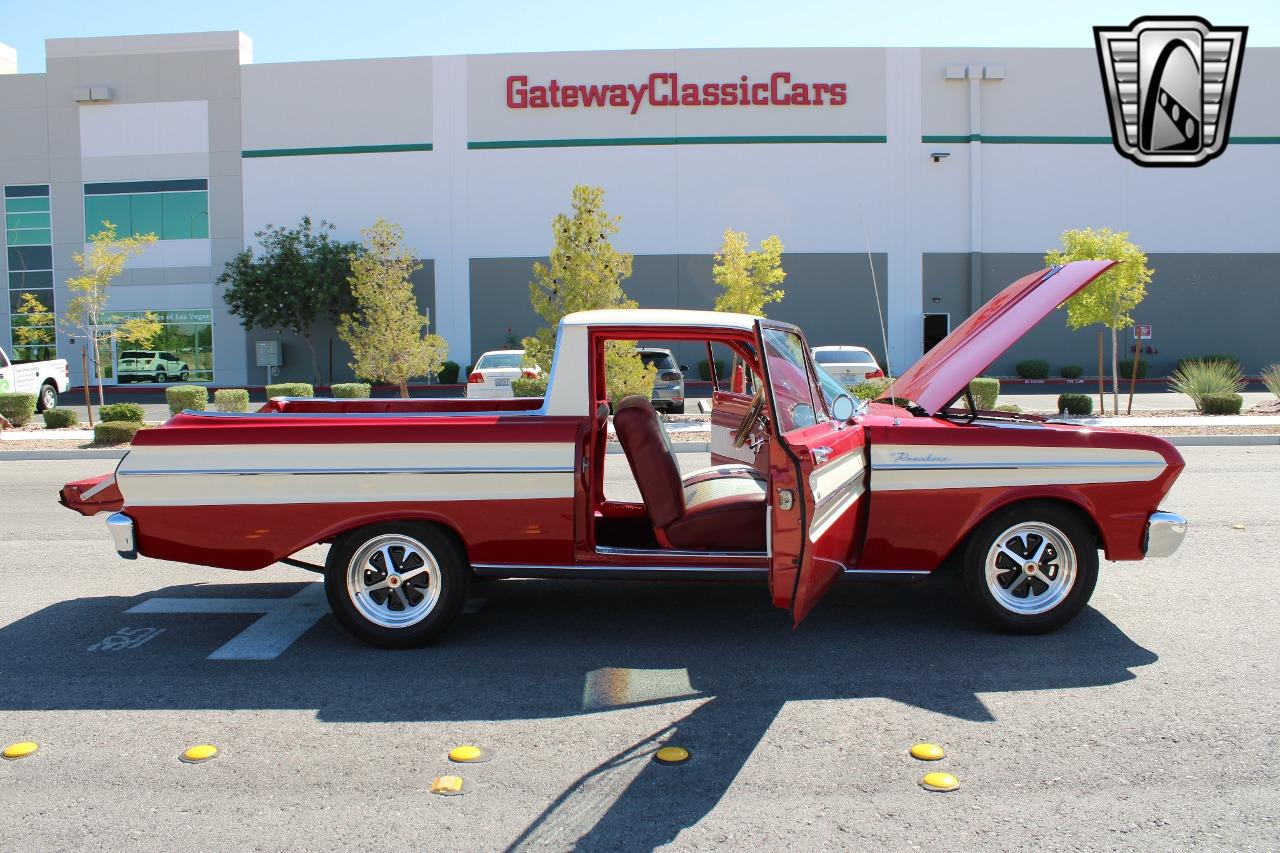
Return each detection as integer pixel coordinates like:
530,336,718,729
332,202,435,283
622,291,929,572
106,512,137,560
1144,511,1187,558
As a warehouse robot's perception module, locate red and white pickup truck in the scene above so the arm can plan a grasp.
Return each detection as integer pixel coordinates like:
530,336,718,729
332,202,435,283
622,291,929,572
61,261,1186,647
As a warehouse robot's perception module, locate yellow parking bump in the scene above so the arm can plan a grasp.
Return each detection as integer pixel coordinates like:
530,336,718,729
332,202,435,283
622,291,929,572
2,741,38,760
448,744,493,763
654,746,690,765
431,775,468,796
179,744,219,764
910,743,946,761
920,771,960,792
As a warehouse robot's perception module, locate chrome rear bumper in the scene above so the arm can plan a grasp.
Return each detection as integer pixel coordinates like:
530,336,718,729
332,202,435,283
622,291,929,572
1144,511,1187,558
106,512,137,560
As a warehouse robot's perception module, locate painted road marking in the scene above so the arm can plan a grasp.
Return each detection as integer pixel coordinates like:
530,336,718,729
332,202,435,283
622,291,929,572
127,583,328,661
87,626,166,652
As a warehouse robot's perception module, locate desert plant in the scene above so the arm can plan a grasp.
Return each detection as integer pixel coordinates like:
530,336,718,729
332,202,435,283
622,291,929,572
1169,359,1245,410
1262,363,1280,399
1057,393,1093,415
1015,359,1050,379
99,402,144,423
1175,354,1241,374
849,378,891,402
698,359,728,382
93,420,141,445
1059,365,1083,379
165,385,208,415
331,383,372,398
512,375,549,398
1200,393,1243,415
41,408,79,429
214,389,251,412
0,392,38,427
1117,358,1149,379
969,377,1000,410
265,383,314,399
438,361,461,384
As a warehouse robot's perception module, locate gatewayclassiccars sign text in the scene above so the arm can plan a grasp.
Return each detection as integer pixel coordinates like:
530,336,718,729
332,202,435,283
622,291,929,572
506,72,848,115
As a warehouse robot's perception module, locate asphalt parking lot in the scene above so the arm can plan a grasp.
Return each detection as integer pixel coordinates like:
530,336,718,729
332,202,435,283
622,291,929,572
1,447,1277,851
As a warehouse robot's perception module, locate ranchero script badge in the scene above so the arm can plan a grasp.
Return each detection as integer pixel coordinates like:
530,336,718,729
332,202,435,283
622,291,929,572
1094,16,1247,167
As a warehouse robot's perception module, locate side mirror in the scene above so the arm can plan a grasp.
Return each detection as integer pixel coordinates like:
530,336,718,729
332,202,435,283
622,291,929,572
830,394,856,422
679,364,690,373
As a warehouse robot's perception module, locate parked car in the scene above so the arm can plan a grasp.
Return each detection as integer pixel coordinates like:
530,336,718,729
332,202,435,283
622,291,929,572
465,350,539,398
0,346,68,411
811,345,883,387
117,350,190,383
637,347,687,413
61,261,1186,649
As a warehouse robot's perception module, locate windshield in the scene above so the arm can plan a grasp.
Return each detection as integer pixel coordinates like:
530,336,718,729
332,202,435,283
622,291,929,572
638,351,676,371
814,349,875,366
475,353,523,370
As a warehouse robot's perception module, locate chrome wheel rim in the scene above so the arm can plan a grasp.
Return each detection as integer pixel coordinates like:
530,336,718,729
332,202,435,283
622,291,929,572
40,386,55,408
346,534,442,629
984,521,1077,616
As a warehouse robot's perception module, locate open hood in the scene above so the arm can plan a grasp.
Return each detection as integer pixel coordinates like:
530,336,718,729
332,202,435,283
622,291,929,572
887,260,1117,414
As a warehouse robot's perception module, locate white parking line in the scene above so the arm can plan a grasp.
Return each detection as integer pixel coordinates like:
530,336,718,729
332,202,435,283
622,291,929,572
127,583,328,661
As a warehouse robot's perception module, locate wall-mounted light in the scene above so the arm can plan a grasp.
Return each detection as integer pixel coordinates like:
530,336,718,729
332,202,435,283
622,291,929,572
930,152,950,163
931,297,942,304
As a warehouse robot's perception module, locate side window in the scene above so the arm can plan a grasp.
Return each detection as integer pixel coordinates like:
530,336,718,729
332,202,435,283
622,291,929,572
761,327,821,433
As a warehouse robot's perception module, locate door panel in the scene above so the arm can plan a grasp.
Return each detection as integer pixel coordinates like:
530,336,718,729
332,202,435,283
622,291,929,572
710,390,760,467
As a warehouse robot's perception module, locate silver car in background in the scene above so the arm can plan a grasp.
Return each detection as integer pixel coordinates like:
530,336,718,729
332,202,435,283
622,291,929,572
637,347,686,413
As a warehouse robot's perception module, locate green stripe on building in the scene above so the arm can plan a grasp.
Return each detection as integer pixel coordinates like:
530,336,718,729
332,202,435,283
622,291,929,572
468,135,887,150
242,143,434,158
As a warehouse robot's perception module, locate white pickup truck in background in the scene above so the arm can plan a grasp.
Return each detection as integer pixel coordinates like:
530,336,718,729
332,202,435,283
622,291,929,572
0,346,69,411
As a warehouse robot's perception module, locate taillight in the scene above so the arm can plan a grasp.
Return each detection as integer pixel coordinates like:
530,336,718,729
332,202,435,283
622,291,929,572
521,369,538,379
468,372,484,384
865,369,884,379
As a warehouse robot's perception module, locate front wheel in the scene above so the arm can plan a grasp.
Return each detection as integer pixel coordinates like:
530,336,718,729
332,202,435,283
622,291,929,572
37,382,58,412
960,503,1098,634
324,521,469,648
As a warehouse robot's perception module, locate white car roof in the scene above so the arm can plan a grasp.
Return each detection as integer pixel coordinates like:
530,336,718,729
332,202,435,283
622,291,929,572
561,309,760,332
477,349,525,356
813,345,874,353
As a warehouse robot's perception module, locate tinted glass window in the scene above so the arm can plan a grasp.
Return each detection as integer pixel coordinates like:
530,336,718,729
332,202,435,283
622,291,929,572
476,353,523,369
815,349,875,366
639,351,676,370
120,351,151,359
7,245,52,271
762,327,821,433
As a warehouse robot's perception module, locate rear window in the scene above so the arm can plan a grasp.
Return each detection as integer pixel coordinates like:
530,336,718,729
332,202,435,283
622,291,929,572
475,353,523,370
639,351,676,371
815,349,875,366
120,351,153,359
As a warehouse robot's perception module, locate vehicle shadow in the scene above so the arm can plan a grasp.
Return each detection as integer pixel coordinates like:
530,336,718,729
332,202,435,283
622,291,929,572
0,575,1157,850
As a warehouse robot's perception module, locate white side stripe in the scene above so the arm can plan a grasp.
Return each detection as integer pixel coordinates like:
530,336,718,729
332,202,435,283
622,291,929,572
870,444,1166,491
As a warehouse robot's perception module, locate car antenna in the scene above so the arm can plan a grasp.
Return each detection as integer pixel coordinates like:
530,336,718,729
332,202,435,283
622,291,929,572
858,201,900,426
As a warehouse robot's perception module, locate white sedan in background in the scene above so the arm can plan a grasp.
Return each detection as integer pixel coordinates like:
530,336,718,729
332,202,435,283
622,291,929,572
810,345,884,387
465,350,540,398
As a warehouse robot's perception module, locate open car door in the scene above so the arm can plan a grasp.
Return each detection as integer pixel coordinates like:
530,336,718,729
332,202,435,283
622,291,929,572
755,321,870,625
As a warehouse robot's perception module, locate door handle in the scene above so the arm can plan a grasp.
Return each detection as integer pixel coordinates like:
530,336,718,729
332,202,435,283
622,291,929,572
812,446,833,465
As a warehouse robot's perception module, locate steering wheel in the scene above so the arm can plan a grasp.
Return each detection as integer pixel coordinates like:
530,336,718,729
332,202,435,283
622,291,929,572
733,386,766,448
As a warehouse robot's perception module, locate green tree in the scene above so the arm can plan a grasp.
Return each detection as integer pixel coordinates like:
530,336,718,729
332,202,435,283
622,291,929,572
338,219,447,398
62,222,162,414
1046,228,1152,415
219,216,361,384
712,230,786,315
523,185,654,404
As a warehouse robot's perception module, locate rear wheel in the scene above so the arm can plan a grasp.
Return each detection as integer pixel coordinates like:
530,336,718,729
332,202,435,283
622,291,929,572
324,521,469,648
961,503,1097,634
155,368,167,383
37,382,58,412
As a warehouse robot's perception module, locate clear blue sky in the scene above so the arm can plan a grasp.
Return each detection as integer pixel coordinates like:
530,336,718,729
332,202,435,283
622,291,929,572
4,0,1277,72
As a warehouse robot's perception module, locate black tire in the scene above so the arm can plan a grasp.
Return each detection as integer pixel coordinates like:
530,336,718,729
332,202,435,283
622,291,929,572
155,369,167,383
179,370,189,381
960,502,1098,634
324,521,469,648
36,382,57,412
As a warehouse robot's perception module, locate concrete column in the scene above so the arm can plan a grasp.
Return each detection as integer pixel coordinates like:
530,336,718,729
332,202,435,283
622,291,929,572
430,56,473,366
967,64,984,312
884,48,924,375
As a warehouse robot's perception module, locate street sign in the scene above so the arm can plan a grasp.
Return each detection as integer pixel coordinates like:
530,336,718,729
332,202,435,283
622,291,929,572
1134,324,1152,340
255,340,282,368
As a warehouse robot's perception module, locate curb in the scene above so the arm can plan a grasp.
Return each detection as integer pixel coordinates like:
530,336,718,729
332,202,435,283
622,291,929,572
0,449,128,460
1165,434,1280,447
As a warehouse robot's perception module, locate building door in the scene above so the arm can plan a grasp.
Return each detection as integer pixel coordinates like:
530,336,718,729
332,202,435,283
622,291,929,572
922,314,950,353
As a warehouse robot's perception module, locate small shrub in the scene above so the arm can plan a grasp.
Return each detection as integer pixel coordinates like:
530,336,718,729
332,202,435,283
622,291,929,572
698,359,728,382
1057,393,1093,415
1059,365,1083,379
214,389,250,412
1262,363,1280,400
99,402,144,423
512,376,548,398
1117,358,1149,379
438,361,461,384
330,383,371,398
94,420,141,445
165,385,208,415
1200,393,1243,415
42,408,79,429
849,378,891,402
0,392,37,427
994,403,1022,413
265,383,314,399
1170,359,1245,410
1015,359,1050,379
464,364,474,379
969,377,1000,410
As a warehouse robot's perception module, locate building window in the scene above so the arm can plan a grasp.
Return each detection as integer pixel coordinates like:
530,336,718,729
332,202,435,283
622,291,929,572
83,179,209,241
5,185,57,364
106,309,214,384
